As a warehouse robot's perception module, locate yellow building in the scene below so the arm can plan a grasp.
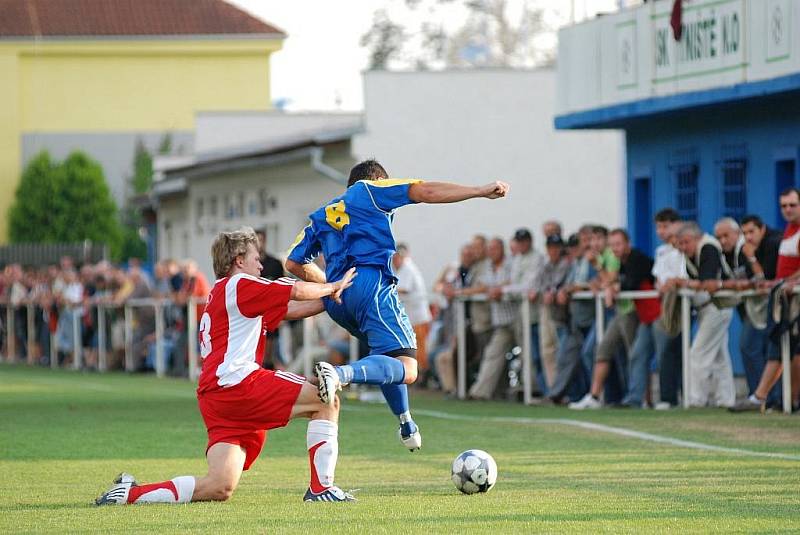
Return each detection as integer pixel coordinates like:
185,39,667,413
0,0,284,242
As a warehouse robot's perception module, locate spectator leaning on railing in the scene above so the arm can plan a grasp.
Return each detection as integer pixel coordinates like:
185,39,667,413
548,227,598,404
569,229,656,409
670,222,736,408
468,237,516,400
731,189,800,412
649,208,686,409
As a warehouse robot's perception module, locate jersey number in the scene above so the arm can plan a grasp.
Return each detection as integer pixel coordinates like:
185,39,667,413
199,312,212,359
325,200,350,231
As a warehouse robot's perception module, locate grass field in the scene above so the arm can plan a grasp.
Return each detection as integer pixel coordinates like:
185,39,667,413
2,365,800,534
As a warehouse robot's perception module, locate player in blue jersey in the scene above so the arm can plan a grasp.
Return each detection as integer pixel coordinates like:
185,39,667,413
285,159,509,451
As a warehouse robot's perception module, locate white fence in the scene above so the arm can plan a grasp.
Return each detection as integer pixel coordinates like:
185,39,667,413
1,290,793,414
453,289,794,414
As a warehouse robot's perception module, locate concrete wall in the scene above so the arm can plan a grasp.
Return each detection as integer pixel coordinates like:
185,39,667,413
0,37,281,241
22,131,193,207
158,143,353,280
195,111,362,153
353,68,625,284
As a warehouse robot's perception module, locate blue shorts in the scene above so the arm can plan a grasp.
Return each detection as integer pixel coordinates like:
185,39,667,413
324,266,416,355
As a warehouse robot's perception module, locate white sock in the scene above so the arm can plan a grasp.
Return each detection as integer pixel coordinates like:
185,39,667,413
307,419,338,492
130,476,195,504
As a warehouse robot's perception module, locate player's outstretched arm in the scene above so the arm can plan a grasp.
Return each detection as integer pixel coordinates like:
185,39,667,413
290,267,356,304
285,258,327,284
408,180,509,204
285,299,326,320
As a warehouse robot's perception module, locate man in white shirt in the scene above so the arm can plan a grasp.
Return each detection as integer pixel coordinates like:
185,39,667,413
650,208,686,408
393,244,433,379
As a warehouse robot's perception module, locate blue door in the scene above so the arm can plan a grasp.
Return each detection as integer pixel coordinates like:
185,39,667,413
633,177,652,254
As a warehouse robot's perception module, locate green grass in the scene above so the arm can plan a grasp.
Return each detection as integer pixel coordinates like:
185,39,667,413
1,365,800,534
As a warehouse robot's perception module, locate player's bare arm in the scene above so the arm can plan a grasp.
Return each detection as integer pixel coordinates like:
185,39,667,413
285,299,326,321
285,258,327,284
291,267,356,304
408,180,510,204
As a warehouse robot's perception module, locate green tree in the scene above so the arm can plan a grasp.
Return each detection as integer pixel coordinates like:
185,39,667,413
8,151,59,243
132,138,154,195
8,151,122,254
52,152,122,253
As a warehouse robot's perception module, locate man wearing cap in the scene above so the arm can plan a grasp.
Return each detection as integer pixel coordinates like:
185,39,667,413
532,235,572,388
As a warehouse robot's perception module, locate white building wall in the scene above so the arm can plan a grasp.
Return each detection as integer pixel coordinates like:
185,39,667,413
353,68,624,285
158,147,350,280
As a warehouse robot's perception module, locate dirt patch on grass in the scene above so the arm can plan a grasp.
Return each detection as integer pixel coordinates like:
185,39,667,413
679,420,800,447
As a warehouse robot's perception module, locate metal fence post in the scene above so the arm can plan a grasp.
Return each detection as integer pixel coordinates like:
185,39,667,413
124,304,134,372
7,304,15,362
594,294,605,344
302,316,314,378
154,301,165,378
680,294,691,409
187,298,199,381
50,320,57,370
97,304,107,372
71,306,82,370
781,331,791,415
26,303,35,364
520,296,533,405
456,299,467,400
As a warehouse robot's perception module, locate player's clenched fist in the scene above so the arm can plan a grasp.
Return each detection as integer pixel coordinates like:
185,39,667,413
482,181,510,199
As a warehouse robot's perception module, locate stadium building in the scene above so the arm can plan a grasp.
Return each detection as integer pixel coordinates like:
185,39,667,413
555,0,800,370
556,0,799,249
0,0,284,242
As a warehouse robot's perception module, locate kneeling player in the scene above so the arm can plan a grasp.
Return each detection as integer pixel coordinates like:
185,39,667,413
96,227,357,504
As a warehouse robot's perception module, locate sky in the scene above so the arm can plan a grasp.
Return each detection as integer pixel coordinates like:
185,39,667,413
228,0,622,111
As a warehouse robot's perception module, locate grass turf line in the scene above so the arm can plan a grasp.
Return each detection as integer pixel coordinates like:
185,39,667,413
1,365,799,534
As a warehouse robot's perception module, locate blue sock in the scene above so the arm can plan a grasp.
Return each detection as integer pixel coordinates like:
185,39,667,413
380,384,410,417
337,355,406,385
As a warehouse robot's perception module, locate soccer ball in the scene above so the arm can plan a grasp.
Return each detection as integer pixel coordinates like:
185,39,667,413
451,449,497,494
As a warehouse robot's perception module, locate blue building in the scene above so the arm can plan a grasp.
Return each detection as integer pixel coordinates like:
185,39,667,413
555,0,800,372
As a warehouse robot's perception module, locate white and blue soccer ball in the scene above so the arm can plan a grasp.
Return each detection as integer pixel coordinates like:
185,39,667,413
451,449,497,494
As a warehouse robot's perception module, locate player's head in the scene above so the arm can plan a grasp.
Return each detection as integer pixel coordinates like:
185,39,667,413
347,158,388,188
211,226,263,279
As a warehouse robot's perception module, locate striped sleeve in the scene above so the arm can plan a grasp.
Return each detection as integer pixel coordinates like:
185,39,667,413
236,275,295,329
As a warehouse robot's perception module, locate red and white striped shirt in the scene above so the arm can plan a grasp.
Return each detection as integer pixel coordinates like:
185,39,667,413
197,273,295,393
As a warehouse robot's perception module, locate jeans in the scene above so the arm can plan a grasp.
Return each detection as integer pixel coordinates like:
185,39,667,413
530,323,545,395
656,321,682,406
624,322,655,406
739,317,780,404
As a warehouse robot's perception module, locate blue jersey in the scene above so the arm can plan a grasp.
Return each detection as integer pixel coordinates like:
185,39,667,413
287,179,422,282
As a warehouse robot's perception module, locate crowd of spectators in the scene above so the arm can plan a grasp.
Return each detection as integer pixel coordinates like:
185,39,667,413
4,191,800,414
0,255,210,374
425,189,800,413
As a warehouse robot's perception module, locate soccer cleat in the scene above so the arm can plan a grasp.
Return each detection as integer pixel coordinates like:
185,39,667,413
398,420,422,451
303,486,356,502
568,393,602,410
314,362,342,406
728,394,766,413
95,473,137,506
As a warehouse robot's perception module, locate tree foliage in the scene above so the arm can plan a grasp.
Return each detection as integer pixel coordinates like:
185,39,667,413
9,151,122,254
361,0,553,71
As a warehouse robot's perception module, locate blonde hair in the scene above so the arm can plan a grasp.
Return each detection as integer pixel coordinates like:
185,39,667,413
211,226,258,278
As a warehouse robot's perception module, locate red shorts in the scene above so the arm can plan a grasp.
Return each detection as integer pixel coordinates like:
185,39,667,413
197,368,305,470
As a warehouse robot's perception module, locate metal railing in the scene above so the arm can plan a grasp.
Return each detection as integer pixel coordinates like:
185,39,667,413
1,289,793,414
452,288,794,414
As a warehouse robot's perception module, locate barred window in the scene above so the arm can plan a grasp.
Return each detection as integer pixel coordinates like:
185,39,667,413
719,144,747,221
670,148,699,222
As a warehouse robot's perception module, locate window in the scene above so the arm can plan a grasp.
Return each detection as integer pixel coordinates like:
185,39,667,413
670,148,699,222
719,144,747,221
209,196,218,217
